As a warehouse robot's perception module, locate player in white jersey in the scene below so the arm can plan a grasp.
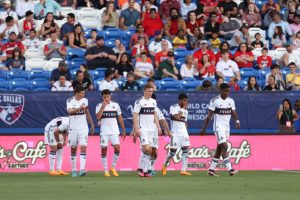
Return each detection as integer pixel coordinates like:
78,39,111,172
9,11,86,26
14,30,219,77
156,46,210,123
44,116,69,176
201,83,240,177
133,84,161,177
95,89,126,177
162,93,192,176
67,86,95,177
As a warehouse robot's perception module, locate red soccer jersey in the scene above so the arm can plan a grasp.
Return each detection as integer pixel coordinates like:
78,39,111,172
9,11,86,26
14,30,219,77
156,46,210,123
198,63,216,78
193,49,216,64
142,16,163,37
1,41,25,56
155,50,169,65
234,51,254,68
257,55,272,68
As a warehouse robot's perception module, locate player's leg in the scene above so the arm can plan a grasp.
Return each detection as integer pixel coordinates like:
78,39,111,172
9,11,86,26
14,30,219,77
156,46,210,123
110,135,120,176
208,130,225,176
221,142,238,176
180,136,191,176
162,136,178,176
138,132,151,177
48,145,59,176
78,131,88,177
68,131,78,177
56,135,69,175
100,135,109,176
150,147,157,175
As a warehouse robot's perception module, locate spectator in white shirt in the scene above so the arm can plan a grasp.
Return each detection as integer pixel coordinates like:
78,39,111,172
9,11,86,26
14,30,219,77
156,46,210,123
16,0,35,18
216,50,241,80
148,31,173,57
0,0,18,24
134,52,154,79
180,0,197,20
180,55,199,78
283,43,300,68
98,70,119,91
51,75,73,91
22,29,41,49
0,16,19,40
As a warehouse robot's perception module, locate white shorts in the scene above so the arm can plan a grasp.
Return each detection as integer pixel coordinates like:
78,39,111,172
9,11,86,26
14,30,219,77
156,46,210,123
214,129,230,144
100,135,120,147
68,129,89,147
170,135,190,149
44,130,63,146
139,131,156,147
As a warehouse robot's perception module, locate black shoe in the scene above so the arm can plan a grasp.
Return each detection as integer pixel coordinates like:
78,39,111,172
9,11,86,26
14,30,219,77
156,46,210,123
207,169,219,177
229,169,238,176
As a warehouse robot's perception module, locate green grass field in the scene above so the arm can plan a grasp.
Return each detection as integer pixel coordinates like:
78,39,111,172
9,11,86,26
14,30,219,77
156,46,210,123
1,171,299,200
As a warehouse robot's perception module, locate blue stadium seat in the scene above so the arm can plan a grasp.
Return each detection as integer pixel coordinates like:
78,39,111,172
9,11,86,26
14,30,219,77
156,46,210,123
84,28,103,39
30,78,50,90
67,48,86,61
9,78,29,90
174,48,189,59
0,70,8,80
7,70,27,80
27,69,49,80
202,77,217,86
70,68,80,78
281,67,290,81
240,68,259,79
117,77,126,87
94,68,107,80
0,78,9,91
180,78,201,90
175,58,185,70
105,38,116,48
88,70,95,81
258,68,271,80
159,77,180,90
104,28,123,39
239,79,248,90
33,87,51,91
137,78,149,87
68,58,87,69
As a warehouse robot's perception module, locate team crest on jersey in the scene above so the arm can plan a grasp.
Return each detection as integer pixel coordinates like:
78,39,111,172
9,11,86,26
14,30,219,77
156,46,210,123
0,94,25,125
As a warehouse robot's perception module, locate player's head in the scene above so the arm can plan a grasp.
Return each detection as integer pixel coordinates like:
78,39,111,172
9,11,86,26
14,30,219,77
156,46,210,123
74,85,85,98
143,84,154,99
101,89,111,103
220,83,230,98
178,93,188,108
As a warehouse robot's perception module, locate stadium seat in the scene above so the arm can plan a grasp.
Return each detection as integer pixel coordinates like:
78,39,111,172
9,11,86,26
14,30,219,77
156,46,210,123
71,68,80,78
272,48,287,61
180,78,201,90
0,79,9,91
202,77,217,86
27,69,49,80
68,58,87,69
45,58,64,71
175,58,185,70
104,28,123,39
0,70,8,80
249,27,266,40
24,48,45,59
77,7,100,20
137,78,149,87
117,77,126,87
94,68,107,80
159,77,180,90
9,78,29,91
174,48,189,59
252,48,263,60
67,48,86,61
105,38,116,48
30,78,51,90
60,6,76,17
7,70,27,80
79,17,102,30
25,58,47,71
239,78,248,90
281,67,290,80
84,28,103,39
240,68,259,79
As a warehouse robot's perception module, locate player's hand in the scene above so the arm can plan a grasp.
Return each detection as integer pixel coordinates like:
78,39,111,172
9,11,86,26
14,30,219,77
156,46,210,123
79,104,86,111
236,121,241,129
158,128,162,135
133,135,137,144
121,131,126,141
90,125,95,135
200,129,206,136
166,131,172,137
134,129,141,137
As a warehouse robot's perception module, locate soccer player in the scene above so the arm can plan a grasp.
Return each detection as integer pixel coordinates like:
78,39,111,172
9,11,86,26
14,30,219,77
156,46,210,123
200,83,240,176
44,116,69,176
162,93,191,176
95,89,126,177
67,85,94,177
133,84,162,177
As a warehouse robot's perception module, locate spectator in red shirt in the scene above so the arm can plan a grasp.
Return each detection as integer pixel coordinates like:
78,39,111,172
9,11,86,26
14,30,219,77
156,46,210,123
200,0,219,17
1,32,25,58
164,8,186,39
234,42,254,68
154,40,170,68
159,0,181,21
130,24,149,48
142,8,163,38
131,36,149,58
193,40,216,65
186,11,205,37
257,47,272,69
215,41,234,62
22,11,36,37
198,54,216,79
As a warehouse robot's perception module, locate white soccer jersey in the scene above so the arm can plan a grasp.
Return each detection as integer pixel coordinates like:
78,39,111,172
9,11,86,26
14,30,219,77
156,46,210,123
209,95,236,132
66,97,89,130
51,81,73,91
133,97,157,132
95,101,121,135
156,107,165,121
170,104,188,136
45,117,69,133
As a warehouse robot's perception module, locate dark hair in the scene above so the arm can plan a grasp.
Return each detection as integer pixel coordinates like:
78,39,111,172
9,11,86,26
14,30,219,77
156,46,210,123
219,41,230,51
220,83,230,90
105,70,114,78
178,93,188,100
282,98,293,112
202,80,212,88
120,53,131,65
170,7,178,16
30,29,36,33
238,42,250,52
273,26,284,39
143,83,153,90
106,2,115,11
221,50,229,55
201,54,209,64
74,85,84,94
67,13,75,18
187,11,196,21
254,32,261,37
12,48,22,60
101,89,111,96
288,62,296,68
150,8,157,13
268,74,276,81
209,12,217,18
217,76,224,81
76,70,84,76
6,16,14,23
262,47,268,52
43,12,55,27
147,78,154,83
246,76,260,91
59,74,66,79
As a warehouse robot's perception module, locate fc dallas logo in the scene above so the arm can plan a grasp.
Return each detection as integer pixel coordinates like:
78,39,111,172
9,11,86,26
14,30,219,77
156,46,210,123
0,94,25,125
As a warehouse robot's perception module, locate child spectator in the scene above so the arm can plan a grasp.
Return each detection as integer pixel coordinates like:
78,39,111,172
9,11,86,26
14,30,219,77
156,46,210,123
251,33,264,49
209,32,221,51
86,29,97,48
229,77,240,91
257,48,272,68
6,47,25,70
172,29,187,49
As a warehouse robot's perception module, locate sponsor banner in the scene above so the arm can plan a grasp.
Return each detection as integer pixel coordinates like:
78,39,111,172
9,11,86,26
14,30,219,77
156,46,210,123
0,135,299,172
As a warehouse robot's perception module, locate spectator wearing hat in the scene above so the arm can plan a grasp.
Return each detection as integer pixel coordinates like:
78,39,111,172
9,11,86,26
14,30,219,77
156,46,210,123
61,13,76,42
193,40,216,66
0,0,18,23
16,0,35,19
6,47,25,70
142,8,163,38
0,16,19,40
43,32,66,60
219,14,240,40
286,62,300,90
121,72,141,91
229,24,251,49
265,63,286,90
1,32,25,58
98,70,119,91
51,74,73,92
148,31,173,57
50,60,72,86
282,43,300,67
159,0,181,21
134,51,154,79
34,0,62,19
72,70,93,91
132,36,148,58
22,11,36,36
85,36,117,70
268,12,292,39
164,8,186,40
119,0,140,30
155,51,180,80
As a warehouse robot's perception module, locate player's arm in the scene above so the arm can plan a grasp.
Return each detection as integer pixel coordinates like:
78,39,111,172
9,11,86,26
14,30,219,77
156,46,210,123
118,114,126,140
95,103,106,120
172,110,184,120
200,109,214,135
160,119,171,137
62,132,68,146
85,108,95,135
133,112,141,137
67,105,85,115
154,111,162,135
232,110,240,129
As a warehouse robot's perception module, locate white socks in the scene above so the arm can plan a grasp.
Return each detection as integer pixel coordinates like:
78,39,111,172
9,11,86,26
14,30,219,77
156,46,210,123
209,158,219,170
111,153,120,169
49,151,56,171
56,148,63,171
71,153,76,172
80,153,86,171
101,156,108,172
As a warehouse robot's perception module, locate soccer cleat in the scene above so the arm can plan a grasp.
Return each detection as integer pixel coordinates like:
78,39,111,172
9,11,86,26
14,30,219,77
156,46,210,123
110,168,119,177
104,171,111,177
162,166,167,176
229,169,238,176
207,169,219,177
143,172,152,178
58,170,69,176
151,170,156,176
137,169,144,177
180,171,192,176
79,170,87,177
71,171,77,177
48,170,60,176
